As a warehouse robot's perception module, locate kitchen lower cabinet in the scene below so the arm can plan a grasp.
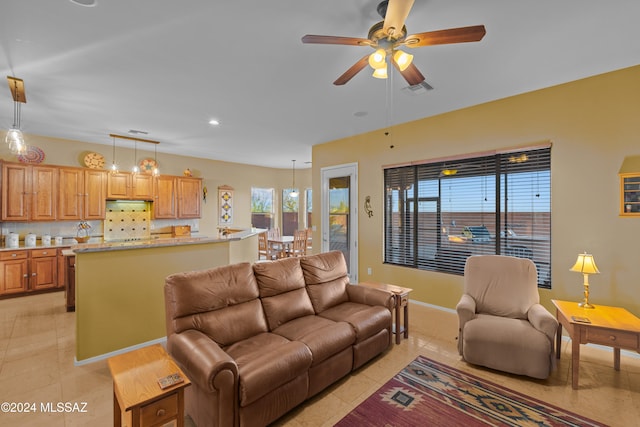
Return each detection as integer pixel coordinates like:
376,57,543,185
0,251,29,295
30,249,57,291
0,249,59,297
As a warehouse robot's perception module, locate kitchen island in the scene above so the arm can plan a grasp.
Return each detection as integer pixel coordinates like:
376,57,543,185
73,229,259,363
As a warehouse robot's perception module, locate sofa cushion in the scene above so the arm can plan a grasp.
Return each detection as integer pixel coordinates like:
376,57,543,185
166,262,259,318
253,257,306,297
261,288,315,330
225,332,312,406
273,315,355,366
319,302,391,343
300,250,348,285
254,258,315,330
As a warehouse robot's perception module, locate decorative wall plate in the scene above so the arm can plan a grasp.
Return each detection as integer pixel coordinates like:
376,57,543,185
139,158,158,174
84,152,105,169
17,145,46,164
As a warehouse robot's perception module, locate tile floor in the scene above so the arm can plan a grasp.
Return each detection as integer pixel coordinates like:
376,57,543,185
0,291,638,426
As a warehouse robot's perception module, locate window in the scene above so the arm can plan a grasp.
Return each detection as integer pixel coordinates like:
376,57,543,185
251,187,274,229
282,188,299,236
384,147,551,288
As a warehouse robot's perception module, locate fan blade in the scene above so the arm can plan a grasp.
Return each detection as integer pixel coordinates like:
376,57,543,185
334,55,370,86
302,34,373,47
402,25,486,48
383,0,415,39
392,60,425,86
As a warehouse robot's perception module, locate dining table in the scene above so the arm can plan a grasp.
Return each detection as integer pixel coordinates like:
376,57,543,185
267,235,293,258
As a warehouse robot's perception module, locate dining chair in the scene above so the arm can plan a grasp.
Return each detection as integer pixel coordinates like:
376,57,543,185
305,228,313,254
257,232,270,260
288,229,307,257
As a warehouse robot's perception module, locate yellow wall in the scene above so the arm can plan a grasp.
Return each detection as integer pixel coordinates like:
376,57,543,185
75,236,257,362
0,135,312,233
313,65,640,315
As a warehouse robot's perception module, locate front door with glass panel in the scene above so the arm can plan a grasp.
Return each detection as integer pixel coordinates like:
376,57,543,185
321,163,358,282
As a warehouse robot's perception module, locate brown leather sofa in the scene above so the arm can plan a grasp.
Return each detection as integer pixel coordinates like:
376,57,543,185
164,251,394,427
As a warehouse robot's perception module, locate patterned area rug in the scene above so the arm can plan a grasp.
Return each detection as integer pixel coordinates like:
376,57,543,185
335,356,606,427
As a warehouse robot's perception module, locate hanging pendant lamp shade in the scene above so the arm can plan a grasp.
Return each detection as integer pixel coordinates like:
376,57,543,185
5,77,26,155
289,160,299,198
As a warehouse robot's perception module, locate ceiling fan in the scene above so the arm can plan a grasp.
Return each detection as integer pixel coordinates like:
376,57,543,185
301,0,486,86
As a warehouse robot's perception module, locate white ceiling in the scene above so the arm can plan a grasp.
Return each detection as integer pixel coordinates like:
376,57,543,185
2,0,640,169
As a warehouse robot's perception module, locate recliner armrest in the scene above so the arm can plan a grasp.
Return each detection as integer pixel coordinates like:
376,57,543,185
527,303,558,341
347,285,394,311
167,329,238,393
456,293,476,326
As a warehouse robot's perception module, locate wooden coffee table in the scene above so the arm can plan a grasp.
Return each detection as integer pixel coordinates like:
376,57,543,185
108,344,191,427
552,299,640,389
359,282,413,344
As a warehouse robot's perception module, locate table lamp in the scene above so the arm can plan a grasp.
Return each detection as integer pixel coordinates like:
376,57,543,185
570,252,600,308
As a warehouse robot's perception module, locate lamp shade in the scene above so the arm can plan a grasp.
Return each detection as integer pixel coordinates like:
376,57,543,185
393,50,413,71
570,253,600,275
368,49,387,69
372,67,388,79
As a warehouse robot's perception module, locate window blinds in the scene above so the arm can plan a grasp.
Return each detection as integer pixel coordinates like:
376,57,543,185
384,147,551,288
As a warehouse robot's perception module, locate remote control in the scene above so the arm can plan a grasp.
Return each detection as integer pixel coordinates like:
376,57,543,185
158,373,184,389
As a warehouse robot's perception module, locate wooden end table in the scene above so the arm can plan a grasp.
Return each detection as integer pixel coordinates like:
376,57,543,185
108,344,191,427
552,299,640,389
359,282,413,344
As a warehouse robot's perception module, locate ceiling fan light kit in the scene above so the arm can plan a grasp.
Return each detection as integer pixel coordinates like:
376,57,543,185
301,0,486,86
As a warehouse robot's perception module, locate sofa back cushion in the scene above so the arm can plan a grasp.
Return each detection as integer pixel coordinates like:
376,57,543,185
253,257,315,330
300,251,349,313
165,262,268,347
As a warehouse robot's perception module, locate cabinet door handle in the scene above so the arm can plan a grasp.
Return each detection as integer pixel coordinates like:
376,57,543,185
156,409,166,417
11,253,17,257
23,274,28,278
31,272,37,276
42,251,48,255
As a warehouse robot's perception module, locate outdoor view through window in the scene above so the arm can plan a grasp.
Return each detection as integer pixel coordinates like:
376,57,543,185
384,147,551,288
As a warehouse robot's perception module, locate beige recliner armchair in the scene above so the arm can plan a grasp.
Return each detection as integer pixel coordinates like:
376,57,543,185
456,255,558,379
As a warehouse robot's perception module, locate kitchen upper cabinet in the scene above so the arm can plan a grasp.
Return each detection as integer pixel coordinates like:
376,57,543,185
177,177,202,218
107,172,154,200
58,167,107,220
154,175,177,219
1,162,57,221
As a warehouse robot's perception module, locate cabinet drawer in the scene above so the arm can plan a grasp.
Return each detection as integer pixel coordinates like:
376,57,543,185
586,328,639,349
140,392,178,426
30,249,56,258
0,251,28,261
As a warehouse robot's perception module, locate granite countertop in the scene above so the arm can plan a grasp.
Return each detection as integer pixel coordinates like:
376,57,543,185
2,229,262,254
71,228,260,253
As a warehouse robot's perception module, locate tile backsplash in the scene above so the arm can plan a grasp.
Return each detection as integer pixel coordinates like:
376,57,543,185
104,201,151,241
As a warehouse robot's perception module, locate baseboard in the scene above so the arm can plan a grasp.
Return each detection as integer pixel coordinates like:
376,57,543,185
74,336,167,366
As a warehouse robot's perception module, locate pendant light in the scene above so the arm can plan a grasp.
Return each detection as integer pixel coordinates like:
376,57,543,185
289,160,299,198
110,135,119,174
152,143,160,176
5,77,26,155
131,141,140,174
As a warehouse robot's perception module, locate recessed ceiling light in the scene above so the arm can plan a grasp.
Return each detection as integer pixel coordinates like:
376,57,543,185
353,111,368,118
208,119,220,126
70,0,97,7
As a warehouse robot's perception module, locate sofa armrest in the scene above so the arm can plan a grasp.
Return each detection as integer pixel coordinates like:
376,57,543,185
167,329,238,393
455,293,476,355
347,285,395,312
528,303,558,342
